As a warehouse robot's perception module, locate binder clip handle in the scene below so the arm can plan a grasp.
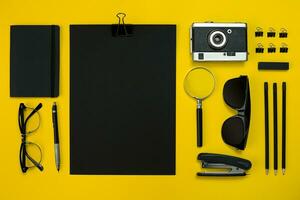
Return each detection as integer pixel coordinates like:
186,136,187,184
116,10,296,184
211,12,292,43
112,12,133,37
280,43,288,53
255,27,263,37
268,43,276,53
267,27,276,37
279,28,288,38
117,12,126,27
256,43,264,53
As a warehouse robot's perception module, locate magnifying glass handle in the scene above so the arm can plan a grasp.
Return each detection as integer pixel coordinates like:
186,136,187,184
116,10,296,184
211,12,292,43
197,107,203,147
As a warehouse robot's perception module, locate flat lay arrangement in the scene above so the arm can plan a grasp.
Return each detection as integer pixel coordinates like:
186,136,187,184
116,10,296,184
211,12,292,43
9,13,290,177
1,1,298,199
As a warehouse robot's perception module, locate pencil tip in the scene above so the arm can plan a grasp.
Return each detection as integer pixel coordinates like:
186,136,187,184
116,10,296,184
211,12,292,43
274,170,277,175
266,169,269,175
282,169,285,175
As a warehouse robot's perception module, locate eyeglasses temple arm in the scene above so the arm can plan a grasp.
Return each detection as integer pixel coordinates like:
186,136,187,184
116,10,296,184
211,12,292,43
24,103,43,126
24,150,44,171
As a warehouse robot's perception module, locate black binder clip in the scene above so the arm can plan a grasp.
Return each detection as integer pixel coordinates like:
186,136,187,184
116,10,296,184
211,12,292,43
112,12,133,37
268,43,276,53
197,153,252,176
267,27,276,37
256,43,264,53
280,43,288,53
255,27,263,37
279,28,288,38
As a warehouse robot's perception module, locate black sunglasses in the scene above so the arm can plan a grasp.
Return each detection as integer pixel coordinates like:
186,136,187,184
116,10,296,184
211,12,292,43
19,103,44,173
222,76,251,150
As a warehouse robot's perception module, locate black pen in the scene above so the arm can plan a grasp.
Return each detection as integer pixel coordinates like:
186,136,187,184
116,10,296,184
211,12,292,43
273,83,278,175
52,102,60,171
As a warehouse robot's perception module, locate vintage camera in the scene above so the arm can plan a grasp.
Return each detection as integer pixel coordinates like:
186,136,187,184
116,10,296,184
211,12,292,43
190,22,248,61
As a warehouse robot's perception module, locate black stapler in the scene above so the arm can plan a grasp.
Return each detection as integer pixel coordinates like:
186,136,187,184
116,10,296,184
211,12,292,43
197,153,252,176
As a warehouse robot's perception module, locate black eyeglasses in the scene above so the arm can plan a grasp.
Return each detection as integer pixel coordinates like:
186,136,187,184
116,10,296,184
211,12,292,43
19,103,44,173
222,76,251,150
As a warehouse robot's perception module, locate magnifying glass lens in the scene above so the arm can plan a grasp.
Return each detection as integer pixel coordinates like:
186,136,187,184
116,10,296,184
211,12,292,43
184,67,215,147
184,68,215,99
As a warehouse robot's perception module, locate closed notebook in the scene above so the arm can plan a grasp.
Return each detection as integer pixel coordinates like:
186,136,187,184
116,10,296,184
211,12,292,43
10,25,59,97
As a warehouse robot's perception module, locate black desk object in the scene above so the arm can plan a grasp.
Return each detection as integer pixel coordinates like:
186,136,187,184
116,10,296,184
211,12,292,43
264,82,269,175
70,25,176,175
197,153,252,176
10,25,60,97
282,82,286,174
258,62,289,71
52,102,60,171
273,83,278,175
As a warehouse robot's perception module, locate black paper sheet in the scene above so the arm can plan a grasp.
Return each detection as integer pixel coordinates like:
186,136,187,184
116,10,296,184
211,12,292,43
70,25,176,175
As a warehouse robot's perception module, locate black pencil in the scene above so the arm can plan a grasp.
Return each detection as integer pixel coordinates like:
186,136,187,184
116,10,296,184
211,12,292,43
273,83,278,175
282,82,286,175
264,83,269,175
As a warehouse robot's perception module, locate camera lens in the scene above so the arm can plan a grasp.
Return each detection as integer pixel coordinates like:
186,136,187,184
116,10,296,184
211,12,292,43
213,34,223,44
208,31,227,49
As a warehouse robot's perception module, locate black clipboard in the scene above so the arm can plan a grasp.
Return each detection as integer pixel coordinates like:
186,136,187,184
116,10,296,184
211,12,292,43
70,14,176,175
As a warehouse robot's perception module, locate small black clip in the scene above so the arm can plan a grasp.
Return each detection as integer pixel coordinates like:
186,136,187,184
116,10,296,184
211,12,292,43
280,43,288,53
112,12,133,37
267,27,276,37
279,28,288,38
255,27,263,37
268,43,276,53
256,43,264,53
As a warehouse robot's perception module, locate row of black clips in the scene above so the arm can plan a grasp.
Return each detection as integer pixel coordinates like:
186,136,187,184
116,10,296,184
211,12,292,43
255,27,288,38
256,43,288,53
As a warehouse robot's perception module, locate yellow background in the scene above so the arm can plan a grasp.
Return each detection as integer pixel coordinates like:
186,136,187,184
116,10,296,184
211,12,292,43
0,0,299,199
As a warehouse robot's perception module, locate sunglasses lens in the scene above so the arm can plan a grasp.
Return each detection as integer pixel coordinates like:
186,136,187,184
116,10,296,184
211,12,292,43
223,77,247,109
222,116,246,150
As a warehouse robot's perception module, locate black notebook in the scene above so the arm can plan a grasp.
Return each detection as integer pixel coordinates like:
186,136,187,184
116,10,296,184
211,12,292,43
10,25,59,97
70,25,176,175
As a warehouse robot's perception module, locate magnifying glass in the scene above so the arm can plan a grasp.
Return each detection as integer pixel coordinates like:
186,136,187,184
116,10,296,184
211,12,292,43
184,67,215,147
